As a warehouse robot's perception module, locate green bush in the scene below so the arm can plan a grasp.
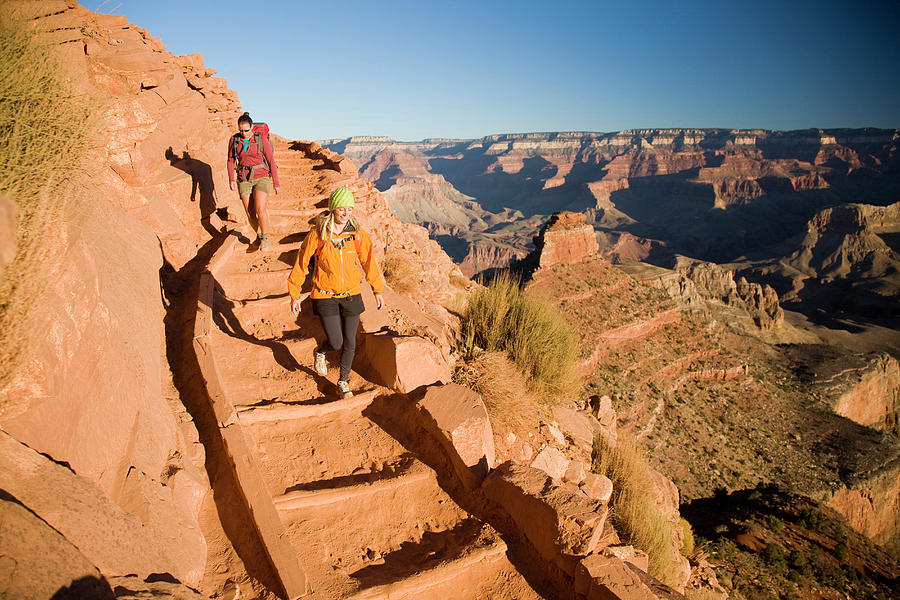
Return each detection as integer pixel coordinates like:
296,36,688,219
592,432,677,586
835,541,849,562
457,270,580,399
767,515,785,533
679,517,695,557
0,13,96,387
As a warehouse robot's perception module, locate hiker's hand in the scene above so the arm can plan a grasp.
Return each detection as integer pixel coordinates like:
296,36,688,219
229,181,234,191
274,185,280,196
375,293,383,310
290,297,302,315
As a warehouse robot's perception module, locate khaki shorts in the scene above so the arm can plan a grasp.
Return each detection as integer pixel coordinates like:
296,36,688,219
238,176,272,198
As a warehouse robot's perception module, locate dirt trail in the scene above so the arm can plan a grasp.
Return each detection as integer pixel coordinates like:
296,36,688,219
207,143,542,599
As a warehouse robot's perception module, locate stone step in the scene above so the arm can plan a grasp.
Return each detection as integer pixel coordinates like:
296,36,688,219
276,464,468,547
340,519,541,600
346,542,510,600
238,389,378,424
243,400,411,494
215,268,293,299
273,461,431,512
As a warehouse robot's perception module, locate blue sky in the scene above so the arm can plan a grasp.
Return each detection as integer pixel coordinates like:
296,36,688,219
112,0,900,141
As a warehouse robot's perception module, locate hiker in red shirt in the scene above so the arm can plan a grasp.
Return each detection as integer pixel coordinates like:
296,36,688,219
227,112,279,250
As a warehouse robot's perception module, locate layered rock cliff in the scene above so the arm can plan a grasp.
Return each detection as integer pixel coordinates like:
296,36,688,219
330,128,899,280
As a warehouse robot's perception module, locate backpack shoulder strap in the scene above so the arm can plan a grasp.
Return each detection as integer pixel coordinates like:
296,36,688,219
254,131,270,170
231,133,242,158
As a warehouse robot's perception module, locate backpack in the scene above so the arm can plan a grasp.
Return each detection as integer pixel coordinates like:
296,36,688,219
232,122,270,181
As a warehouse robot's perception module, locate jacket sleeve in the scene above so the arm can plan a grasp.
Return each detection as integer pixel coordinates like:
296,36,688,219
226,135,236,185
288,229,318,299
359,231,385,295
262,136,279,187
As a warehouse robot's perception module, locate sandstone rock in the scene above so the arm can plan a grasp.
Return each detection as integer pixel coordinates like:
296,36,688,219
541,420,567,446
505,432,535,464
107,576,208,599
604,545,650,573
591,395,617,428
460,241,528,278
531,446,570,480
824,465,900,548
684,556,728,600
0,193,17,282
574,553,657,600
0,493,115,600
581,472,614,504
564,460,589,485
0,199,209,587
482,462,608,576
553,405,603,453
359,331,449,393
415,383,495,489
676,259,783,330
535,211,599,268
0,430,182,581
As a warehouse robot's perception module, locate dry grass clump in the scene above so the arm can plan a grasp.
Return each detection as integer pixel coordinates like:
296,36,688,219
455,351,548,432
457,270,580,401
593,431,678,586
0,17,96,388
381,249,418,294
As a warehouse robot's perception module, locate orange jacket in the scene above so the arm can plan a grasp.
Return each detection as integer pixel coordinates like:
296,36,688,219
288,220,385,300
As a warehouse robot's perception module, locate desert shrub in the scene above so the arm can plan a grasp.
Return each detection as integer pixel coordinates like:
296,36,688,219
381,249,418,294
592,431,678,585
767,515,785,533
457,270,580,400
0,15,96,388
834,540,849,562
787,549,808,574
763,542,787,572
455,351,548,433
679,517,695,557
798,508,827,533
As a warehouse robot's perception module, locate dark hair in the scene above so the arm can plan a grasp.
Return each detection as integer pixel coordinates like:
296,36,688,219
238,112,252,127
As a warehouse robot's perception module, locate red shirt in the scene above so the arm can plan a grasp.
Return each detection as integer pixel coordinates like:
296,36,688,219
227,133,279,187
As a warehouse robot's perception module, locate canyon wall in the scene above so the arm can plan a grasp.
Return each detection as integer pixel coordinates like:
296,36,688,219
329,128,899,279
0,2,242,587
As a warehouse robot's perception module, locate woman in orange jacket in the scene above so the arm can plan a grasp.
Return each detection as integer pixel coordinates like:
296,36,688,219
288,187,385,398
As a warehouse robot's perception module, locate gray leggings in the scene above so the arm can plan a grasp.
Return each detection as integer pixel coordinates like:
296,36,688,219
317,313,360,382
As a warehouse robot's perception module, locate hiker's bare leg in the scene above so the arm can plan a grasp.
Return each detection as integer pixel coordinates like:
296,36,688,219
254,189,270,235
240,194,258,232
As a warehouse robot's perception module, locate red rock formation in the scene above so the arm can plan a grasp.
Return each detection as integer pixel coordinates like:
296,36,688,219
460,241,527,277
535,211,599,269
832,353,900,432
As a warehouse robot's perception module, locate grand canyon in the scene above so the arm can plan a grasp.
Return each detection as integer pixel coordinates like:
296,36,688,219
0,2,897,600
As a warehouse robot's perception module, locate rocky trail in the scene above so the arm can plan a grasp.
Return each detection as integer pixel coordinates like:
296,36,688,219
196,141,542,599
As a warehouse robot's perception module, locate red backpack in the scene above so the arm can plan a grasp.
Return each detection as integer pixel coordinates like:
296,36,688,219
231,122,271,181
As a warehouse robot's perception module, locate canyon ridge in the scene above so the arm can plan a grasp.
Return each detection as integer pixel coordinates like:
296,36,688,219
0,2,898,600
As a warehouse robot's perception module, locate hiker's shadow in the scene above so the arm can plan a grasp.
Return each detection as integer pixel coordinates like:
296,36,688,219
211,286,304,372
166,147,221,235
211,285,340,400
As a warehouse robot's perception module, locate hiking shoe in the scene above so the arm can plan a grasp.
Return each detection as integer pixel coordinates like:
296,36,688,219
337,379,353,399
313,350,327,376
259,234,271,251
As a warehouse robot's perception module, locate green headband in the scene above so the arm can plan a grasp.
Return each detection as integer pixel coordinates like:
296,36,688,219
328,187,355,211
